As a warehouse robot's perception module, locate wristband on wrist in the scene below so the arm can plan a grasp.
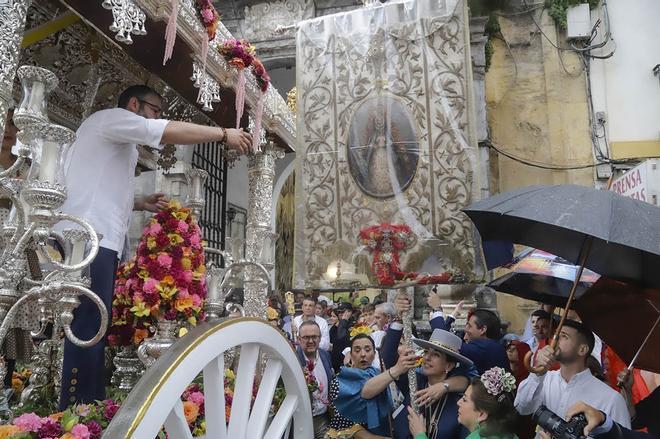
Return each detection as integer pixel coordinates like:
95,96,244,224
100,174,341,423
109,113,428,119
414,433,428,439
388,368,397,381
219,127,227,144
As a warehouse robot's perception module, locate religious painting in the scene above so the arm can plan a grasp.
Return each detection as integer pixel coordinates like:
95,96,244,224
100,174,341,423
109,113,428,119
347,96,419,199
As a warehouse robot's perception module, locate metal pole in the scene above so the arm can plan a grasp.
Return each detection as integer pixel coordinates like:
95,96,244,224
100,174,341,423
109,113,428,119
0,0,32,134
401,286,418,410
243,142,284,319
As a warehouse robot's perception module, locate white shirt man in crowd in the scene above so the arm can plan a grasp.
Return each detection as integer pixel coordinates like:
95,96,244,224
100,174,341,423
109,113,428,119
293,296,330,350
58,85,251,409
295,321,334,439
372,302,396,349
515,319,630,434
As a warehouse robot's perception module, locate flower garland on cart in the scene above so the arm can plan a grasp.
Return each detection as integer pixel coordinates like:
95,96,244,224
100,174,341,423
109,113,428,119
109,200,207,348
218,39,271,152
163,0,221,65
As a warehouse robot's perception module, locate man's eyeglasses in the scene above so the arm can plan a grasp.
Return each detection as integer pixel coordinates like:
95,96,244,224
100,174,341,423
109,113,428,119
138,99,162,116
299,335,320,342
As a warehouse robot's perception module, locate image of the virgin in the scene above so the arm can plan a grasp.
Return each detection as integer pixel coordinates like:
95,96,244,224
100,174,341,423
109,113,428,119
347,98,418,198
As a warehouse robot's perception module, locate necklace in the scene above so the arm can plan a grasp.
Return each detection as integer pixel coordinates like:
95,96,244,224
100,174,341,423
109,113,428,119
425,393,448,439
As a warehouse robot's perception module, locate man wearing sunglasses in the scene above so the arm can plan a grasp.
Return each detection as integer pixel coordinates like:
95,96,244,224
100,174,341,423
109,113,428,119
58,85,252,409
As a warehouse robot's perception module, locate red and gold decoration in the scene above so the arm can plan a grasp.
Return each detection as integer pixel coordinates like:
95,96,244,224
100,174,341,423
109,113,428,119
359,223,467,286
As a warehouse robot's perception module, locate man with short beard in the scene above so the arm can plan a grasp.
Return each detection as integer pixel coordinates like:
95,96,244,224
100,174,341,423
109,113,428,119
515,320,630,434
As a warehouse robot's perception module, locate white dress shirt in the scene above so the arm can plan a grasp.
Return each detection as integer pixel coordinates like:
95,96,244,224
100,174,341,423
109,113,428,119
309,351,328,416
515,368,631,431
59,108,168,256
294,315,330,351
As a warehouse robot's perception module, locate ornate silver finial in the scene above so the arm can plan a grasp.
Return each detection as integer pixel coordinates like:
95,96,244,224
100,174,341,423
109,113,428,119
191,61,221,112
101,0,147,44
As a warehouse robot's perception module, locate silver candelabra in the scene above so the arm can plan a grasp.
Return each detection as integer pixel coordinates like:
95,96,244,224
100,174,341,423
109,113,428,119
0,65,107,411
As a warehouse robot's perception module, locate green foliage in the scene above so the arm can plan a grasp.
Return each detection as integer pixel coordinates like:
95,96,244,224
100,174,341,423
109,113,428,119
484,13,500,72
546,0,600,29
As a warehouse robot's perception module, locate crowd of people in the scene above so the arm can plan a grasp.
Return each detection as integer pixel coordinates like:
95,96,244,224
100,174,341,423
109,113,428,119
264,290,659,439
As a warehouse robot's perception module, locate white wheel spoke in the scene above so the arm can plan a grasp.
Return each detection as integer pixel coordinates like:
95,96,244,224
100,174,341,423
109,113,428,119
264,394,298,439
103,320,313,439
247,358,283,437
203,355,227,439
226,343,260,438
163,400,194,439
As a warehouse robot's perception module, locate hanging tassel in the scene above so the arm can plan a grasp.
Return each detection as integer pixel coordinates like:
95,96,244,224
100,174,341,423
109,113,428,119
235,69,246,128
197,37,210,102
252,92,265,153
162,0,179,65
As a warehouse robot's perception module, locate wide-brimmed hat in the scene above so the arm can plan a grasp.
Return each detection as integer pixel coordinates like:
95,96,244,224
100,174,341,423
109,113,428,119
412,329,473,366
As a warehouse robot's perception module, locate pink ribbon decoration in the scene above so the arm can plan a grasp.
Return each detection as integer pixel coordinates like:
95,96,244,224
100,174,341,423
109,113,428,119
162,0,179,65
235,69,246,128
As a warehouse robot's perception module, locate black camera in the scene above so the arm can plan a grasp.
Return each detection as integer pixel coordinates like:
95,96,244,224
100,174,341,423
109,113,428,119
533,405,588,439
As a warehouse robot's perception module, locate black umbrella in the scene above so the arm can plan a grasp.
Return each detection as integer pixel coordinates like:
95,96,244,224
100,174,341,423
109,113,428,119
464,184,660,289
464,184,660,360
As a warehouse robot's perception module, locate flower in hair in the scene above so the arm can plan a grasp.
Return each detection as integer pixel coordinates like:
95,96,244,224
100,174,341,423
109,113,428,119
480,367,516,398
349,324,372,338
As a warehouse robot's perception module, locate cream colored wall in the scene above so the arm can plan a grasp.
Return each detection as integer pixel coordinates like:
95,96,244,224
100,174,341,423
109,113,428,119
485,11,595,333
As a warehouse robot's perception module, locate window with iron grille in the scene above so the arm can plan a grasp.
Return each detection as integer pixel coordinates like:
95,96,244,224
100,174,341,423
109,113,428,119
191,141,227,265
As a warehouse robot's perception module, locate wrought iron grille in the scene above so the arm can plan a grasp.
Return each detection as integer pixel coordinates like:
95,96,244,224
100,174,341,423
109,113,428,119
192,141,228,265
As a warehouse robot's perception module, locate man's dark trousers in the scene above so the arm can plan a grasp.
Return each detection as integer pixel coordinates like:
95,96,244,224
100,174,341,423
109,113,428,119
59,247,117,409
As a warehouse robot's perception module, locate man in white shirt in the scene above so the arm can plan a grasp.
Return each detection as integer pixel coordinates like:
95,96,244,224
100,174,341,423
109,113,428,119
515,319,631,434
293,296,330,350
59,85,251,408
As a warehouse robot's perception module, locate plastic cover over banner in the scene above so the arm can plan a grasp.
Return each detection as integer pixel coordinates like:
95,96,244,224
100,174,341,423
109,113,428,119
293,0,486,289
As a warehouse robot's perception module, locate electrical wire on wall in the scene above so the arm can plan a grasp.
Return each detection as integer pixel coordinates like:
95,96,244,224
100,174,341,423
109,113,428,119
488,0,622,171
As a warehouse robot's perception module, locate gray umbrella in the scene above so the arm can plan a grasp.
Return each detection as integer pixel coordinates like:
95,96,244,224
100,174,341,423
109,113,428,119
464,184,660,289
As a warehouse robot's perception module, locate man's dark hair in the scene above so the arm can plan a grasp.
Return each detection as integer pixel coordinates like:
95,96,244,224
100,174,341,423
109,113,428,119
563,319,595,357
117,85,163,109
469,309,502,340
531,309,551,320
350,333,375,350
298,320,320,332
302,295,317,305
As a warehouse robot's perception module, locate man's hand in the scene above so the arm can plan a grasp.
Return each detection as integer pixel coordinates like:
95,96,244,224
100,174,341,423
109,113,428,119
224,128,252,155
137,193,169,213
565,401,606,436
395,294,411,315
451,300,465,319
616,369,633,391
427,291,443,311
534,345,556,372
414,381,449,407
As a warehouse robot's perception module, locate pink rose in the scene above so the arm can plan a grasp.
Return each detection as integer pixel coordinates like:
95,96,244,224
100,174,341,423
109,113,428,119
72,423,91,439
14,412,44,432
190,234,201,247
143,278,159,294
177,220,189,233
157,253,173,268
191,294,202,308
146,222,162,236
201,8,214,22
188,391,204,406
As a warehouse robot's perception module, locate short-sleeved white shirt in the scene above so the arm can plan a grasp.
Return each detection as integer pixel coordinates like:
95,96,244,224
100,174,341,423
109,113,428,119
59,108,169,256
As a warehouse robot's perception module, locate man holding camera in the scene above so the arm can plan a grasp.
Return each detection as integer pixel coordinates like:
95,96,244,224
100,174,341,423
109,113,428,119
515,320,631,434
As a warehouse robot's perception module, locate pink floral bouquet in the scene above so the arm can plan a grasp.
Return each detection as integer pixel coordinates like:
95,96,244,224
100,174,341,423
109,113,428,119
1,399,120,439
194,0,221,41
218,38,256,70
109,201,207,347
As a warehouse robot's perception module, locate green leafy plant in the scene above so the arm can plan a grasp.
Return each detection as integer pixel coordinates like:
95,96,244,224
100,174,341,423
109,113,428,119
546,0,600,29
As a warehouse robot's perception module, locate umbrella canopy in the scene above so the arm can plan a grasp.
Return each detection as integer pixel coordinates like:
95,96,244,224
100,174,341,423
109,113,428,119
488,250,600,307
464,184,660,288
575,277,660,374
